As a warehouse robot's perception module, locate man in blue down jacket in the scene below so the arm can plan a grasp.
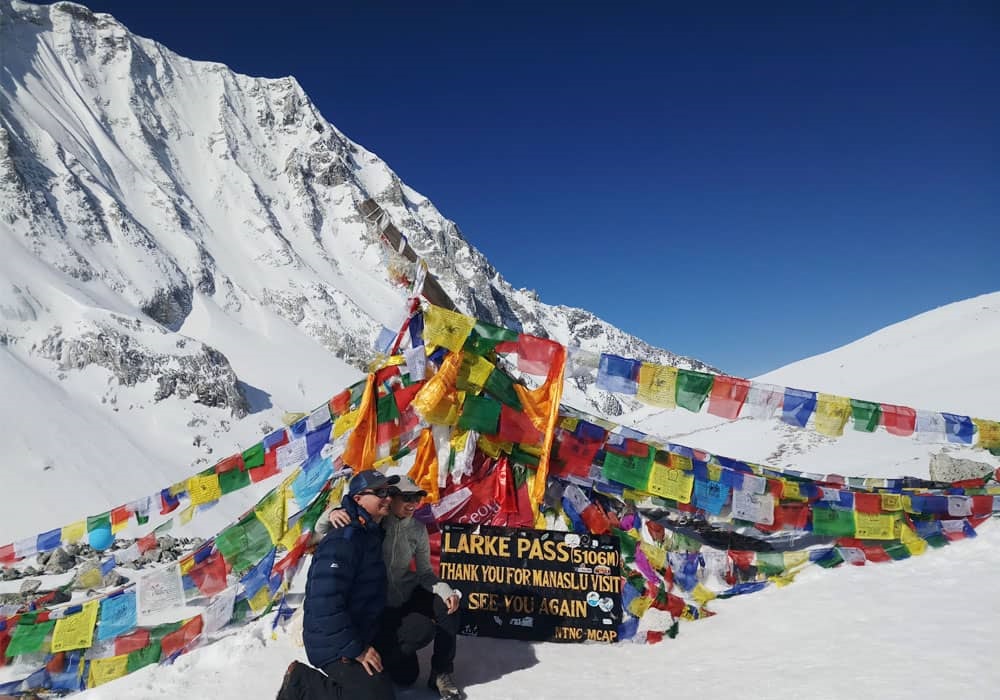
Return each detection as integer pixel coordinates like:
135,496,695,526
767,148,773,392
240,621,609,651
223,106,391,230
276,469,399,700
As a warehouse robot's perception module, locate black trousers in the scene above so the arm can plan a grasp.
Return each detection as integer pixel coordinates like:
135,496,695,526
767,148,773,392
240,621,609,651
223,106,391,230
294,658,395,700
374,587,459,684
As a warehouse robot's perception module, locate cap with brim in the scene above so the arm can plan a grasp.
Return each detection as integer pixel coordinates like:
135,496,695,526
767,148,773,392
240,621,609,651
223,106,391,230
348,470,401,497
390,475,428,497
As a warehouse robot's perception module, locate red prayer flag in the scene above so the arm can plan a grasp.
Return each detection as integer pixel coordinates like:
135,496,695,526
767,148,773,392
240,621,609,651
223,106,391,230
329,389,351,416
250,450,281,483
393,382,424,412
160,616,203,659
114,628,150,655
215,454,245,473
0,543,15,564
189,553,228,597
707,376,751,419
137,533,157,554
853,492,882,514
862,545,892,563
111,505,131,529
514,334,560,376
496,404,544,445
880,404,916,436
274,533,311,577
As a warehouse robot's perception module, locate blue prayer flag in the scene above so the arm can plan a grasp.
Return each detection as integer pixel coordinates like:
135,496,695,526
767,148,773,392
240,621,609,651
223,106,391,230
36,529,62,553
596,354,640,395
97,591,137,641
782,388,817,428
942,413,975,444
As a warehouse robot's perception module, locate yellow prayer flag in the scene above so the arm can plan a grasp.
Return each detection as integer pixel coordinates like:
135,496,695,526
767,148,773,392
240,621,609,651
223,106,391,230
169,480,187,497
476,434,512,459
88,655,129,687
973,418,1000,451
279,522,303,552
670,454,693,471
282,411,308,427
706,463,722,482
636,363,677,409
559,417,579,431
880,493,903,511
423,305,476,352
187,474,222,506
255,489,287,545
627,595,652,618
901,496,915,514
898,522,928,556
647,464,694,503
179,554,195,575
248,582,273,614
783,551,810,570
77,567,102,590
458,354,495,394
178,504,197,527
639,543,666,571
62,520,86,544
333,409,360,439
853,512,897,540
691,584,716,606
51,600,99,653
782,480,807,502
411,352,463,425
814,394,851,437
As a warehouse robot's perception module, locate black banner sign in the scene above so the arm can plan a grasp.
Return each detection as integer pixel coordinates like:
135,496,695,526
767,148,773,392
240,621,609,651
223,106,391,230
439,524,622,643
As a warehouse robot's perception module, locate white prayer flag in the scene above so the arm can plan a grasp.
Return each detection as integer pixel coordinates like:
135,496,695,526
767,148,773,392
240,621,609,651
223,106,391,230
202,586,237,636
732,489,775,525
276,437,308,471
137,561,185,622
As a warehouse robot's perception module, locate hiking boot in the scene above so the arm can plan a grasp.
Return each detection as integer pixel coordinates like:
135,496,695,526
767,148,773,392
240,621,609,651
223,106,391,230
276,661,302,700
428,671,463,700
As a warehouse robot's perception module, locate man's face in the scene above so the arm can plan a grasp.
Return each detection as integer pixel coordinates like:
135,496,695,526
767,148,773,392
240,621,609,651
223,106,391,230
389,492,422,519
354,486,392,520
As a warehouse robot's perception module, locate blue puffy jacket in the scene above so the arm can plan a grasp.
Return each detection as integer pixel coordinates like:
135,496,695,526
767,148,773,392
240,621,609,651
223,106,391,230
302,495,387,668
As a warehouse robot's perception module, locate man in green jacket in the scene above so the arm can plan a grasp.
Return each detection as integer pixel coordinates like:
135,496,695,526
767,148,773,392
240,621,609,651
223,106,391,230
322,476,463,700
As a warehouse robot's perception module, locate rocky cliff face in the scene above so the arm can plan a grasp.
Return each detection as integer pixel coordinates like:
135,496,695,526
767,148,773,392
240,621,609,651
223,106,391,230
0,0,715,451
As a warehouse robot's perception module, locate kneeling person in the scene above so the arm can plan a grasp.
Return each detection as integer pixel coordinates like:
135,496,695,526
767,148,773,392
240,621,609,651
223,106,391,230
325,476,464,700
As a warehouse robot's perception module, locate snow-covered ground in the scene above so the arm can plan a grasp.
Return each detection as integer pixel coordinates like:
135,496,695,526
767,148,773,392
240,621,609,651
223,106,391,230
0,292,995,699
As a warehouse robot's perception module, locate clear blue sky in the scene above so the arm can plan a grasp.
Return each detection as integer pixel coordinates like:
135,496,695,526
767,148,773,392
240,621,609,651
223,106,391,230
75,1,998,377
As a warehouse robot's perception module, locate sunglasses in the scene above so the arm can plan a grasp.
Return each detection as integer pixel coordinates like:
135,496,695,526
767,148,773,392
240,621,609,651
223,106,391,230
397,493,423,503
357,487,391,498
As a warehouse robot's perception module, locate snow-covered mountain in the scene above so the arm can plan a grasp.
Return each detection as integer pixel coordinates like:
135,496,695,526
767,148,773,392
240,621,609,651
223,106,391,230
0,0,714,539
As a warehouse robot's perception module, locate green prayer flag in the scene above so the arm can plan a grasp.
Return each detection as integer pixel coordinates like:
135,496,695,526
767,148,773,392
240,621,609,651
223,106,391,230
612,527,638,562
457,395,501,434
850,399,881,432
811,508,856,537
463,320,518,356
814,548,844,568
298,489,333,533
135,512,149,526
87,512,111,533
756,551,785,576
376,394,400,423
924,534,949,548
127,641,162,672
675,370,714,413
509,444,540,467
602,446,654,490
215,516,274,574
484,369,522,410
883,542,911,561
5,619,55,658
219,466,251,495
241,444,265,469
